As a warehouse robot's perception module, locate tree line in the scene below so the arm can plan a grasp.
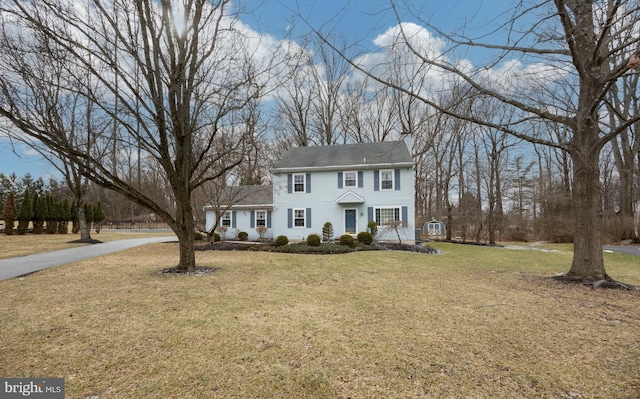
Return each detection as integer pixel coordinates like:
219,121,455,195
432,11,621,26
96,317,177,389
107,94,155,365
1,173,105,235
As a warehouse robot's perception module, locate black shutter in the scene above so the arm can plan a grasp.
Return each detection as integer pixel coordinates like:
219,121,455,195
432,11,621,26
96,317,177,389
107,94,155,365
374,170,379,191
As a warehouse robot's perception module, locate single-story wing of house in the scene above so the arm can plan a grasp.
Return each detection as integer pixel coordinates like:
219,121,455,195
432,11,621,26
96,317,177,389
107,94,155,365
204,140,415,244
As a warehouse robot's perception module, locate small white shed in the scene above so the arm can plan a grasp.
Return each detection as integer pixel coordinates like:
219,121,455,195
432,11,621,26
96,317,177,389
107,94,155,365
423,220,446,239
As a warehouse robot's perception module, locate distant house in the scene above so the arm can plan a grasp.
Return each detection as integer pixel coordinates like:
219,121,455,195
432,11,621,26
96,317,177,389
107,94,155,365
204,140,415,243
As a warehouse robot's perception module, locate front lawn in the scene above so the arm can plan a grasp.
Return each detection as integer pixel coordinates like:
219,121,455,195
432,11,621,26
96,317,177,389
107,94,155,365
0,242,638,398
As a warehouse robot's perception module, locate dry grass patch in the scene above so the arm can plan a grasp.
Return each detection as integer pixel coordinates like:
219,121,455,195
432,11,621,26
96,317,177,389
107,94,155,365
0,242,639,398
0,231,174,258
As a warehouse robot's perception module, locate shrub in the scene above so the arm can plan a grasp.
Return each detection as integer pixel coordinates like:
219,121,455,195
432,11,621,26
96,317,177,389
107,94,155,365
357,231,373,245
274,235,289,247
339,234,355,247
194,231,207,241
212,232,221,242
215,226,228,239
238,231,248,241
306,233,321,246
322,222,334,242
367,221,378,237
255,226,268,239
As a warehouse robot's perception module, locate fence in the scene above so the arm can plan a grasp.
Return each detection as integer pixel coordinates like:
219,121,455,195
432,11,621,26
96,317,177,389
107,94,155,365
103,220,171,230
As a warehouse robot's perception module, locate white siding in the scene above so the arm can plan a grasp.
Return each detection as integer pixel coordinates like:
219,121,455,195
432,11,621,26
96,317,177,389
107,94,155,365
273,167,415,243
204,208,273,240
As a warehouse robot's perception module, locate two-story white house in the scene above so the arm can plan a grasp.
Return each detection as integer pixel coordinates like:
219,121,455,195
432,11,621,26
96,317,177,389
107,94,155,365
204,140,415,244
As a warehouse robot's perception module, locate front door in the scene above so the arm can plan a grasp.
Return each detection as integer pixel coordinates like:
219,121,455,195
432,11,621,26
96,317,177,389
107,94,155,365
345,209,357,234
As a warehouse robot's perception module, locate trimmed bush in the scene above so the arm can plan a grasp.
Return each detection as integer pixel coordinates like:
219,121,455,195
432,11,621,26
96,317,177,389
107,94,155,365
274,235,289,247
306,233,321,246
357,231,373,245
212,232,221,242
238,231,249,241
322,222,334,242
367,221,378,237
339,234,355,248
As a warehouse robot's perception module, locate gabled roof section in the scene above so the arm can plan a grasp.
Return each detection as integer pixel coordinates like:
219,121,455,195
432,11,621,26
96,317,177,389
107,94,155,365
204,185,273,209
273,141,413,173
335,190,365,204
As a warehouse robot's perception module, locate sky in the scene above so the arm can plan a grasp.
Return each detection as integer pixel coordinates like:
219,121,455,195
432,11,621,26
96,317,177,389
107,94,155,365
0,0,516,181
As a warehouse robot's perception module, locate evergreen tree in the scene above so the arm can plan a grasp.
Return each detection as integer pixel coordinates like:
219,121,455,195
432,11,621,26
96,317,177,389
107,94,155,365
32,193,48,234
70,202,79,234
16,189,33,235
2,191,16,235
45,195,58,234
58,199,70,234
93,201,105,233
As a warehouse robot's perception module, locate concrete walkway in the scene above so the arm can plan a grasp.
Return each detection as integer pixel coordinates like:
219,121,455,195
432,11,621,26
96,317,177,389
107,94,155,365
0,236,177,280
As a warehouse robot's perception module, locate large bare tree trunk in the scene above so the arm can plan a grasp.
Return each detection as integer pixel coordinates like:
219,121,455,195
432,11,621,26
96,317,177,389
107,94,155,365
177,225,196,271
77,203,92,241
568,148,607,280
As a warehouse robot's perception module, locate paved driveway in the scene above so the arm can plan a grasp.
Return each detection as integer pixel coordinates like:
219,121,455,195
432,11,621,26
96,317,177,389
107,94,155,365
0,236,177,280
603,245,640,257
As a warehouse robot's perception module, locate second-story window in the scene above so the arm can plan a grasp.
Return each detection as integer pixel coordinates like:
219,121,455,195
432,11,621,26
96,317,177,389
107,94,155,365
380,170,394,190
293,173,305,192
344,171,357,188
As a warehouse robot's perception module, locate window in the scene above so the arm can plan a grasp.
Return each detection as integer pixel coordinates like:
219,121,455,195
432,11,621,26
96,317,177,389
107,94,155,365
255,210,266,227
375,207,400,225
294,208,306,227
380,170,394,190
220,211,232,227
293,173,305,193
344,171,357,188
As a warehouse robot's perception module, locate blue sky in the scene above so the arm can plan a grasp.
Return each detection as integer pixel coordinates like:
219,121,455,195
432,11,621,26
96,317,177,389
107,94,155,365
0,0,514,180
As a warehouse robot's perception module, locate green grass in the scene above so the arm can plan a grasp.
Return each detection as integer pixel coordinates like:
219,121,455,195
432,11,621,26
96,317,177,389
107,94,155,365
0,241,639,398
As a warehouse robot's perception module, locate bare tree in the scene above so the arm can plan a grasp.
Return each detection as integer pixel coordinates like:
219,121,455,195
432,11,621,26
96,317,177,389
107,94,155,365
605,69,640,241
0,0,285,271
312,0,640,283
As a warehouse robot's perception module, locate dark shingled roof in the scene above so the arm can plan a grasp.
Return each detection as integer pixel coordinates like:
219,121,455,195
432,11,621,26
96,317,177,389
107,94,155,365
273,141,413,171
209,185,273,208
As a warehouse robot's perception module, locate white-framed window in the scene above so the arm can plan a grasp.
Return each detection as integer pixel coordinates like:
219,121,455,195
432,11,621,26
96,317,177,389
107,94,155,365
343,171,357,188
220,211,232,227
293,208,306,227
375,207,400,225
293,173,305,193
255,210,266,227
380,170,394,190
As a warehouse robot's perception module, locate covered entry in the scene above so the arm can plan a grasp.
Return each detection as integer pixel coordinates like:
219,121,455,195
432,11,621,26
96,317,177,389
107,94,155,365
336,190,365,235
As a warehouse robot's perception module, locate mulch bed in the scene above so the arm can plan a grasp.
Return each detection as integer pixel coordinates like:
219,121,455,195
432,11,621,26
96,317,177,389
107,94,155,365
159,266,221,275
373,242,440,254
196,240,440,254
